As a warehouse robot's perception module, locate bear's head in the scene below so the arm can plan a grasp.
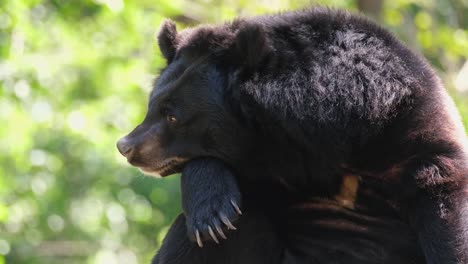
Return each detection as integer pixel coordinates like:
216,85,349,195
116,19,271,177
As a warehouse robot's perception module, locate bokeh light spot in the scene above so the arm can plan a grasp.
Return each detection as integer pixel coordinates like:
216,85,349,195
0,240,10,255
47,214,65,232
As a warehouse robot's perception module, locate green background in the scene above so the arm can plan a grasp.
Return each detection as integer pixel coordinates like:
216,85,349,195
1,0,467,263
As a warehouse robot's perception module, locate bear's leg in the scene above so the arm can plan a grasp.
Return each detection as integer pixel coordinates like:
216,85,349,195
181,158,243,245
152,212,283,264
151,214,194,264
404,158,468,264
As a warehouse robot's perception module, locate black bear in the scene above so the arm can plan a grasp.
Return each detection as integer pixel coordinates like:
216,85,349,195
117,7,468,264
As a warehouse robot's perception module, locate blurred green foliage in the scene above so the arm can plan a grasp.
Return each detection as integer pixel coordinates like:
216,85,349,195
0,0,467,263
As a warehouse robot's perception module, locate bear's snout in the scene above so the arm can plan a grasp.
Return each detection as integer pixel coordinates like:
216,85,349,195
116,136,134,157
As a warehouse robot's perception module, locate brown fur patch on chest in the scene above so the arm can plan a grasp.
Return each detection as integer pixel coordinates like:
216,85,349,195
334,174,360,209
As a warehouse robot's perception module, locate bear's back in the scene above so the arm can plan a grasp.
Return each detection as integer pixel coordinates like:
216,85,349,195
234,8,435,124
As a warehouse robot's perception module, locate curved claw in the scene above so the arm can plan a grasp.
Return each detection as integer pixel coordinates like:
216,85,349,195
214,223,227,239
230,199,242,215
195,230,203,248
220,213,237,230
207,226,219,244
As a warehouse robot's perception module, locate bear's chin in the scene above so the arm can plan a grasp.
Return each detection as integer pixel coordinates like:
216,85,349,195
138,158,188,178
139,167,180,178
139,168,164,178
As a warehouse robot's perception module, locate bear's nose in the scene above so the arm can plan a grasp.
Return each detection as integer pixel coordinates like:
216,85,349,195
116,137,134,157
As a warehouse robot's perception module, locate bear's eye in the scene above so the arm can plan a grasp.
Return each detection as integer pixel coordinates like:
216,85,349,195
166,114,177,123
160,107,177,123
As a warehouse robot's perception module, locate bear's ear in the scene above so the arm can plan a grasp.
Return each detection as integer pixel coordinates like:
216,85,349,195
232,23,272,70
157,19,178,62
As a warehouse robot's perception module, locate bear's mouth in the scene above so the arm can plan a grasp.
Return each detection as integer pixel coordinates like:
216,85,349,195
139,157,188,178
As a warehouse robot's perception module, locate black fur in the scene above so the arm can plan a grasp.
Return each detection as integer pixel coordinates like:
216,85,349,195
117,7,468,264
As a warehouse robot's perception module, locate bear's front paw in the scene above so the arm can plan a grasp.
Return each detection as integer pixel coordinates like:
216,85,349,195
185,195,242,247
